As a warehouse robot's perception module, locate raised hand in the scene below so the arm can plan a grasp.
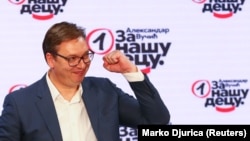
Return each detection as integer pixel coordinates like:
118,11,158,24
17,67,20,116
102,50,137,73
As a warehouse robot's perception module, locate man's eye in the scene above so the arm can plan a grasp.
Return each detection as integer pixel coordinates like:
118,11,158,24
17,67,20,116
68,56,78,61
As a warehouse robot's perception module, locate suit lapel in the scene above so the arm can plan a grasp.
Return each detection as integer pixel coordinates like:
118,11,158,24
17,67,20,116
34,75,100,141
82,80,100,140
35,76,63,141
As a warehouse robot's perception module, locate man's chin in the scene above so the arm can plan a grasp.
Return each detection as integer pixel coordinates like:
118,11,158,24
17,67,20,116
72,72,86,83
75,77,85,83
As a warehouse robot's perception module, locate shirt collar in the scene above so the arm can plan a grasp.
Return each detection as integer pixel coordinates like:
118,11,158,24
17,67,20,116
46,72,83,102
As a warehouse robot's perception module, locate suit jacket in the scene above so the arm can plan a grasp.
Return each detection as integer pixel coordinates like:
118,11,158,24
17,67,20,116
0,74,170,141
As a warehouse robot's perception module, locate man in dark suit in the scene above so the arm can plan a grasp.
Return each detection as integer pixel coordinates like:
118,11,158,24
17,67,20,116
0,21,170,141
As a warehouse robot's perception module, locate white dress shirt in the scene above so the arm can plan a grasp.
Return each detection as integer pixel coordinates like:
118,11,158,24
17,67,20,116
45,70,144,141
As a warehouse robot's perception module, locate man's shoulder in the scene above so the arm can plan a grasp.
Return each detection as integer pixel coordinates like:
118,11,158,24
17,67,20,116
83,76,110,84
6,77,45,98
82,76,115,88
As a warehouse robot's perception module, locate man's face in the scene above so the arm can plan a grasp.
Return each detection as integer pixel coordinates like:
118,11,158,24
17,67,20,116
49,37,91,88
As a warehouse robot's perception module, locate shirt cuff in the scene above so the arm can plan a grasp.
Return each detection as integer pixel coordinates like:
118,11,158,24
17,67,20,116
122,70,144,82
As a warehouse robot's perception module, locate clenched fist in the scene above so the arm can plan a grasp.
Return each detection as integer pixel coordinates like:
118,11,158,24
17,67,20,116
102,50,138,73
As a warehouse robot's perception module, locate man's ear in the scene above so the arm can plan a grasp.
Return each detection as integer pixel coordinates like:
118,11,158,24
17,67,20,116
46,53,55,69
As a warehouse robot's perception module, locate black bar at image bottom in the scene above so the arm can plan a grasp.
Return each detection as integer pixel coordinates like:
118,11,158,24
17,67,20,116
137,125,250,141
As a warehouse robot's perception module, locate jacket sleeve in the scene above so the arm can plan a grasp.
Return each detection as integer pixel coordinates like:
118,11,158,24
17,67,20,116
0,94,21,141
118,74,170,128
